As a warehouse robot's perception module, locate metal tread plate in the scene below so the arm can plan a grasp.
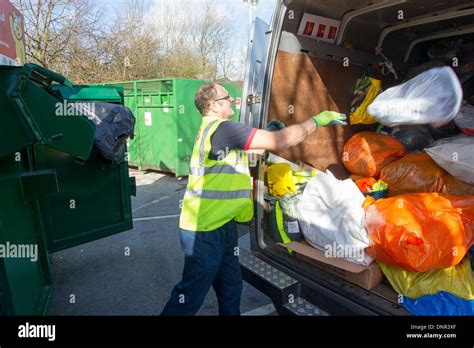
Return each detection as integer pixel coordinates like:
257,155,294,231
239,248,298,290
283,297,329,316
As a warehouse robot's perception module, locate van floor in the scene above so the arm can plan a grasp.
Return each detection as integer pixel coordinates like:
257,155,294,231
262,232,401,306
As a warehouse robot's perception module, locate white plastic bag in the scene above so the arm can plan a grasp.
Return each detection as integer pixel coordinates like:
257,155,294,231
367,67,463,127
297,171,373,265
425,135,474,185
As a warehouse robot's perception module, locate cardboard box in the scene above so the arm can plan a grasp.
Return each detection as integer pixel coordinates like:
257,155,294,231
0,1,25,66
278,241,383,290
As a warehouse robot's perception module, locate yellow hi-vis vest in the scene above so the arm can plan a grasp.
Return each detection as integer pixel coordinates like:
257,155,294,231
179,116,254,231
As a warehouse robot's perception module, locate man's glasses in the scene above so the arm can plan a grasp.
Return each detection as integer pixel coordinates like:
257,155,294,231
213,95,233,102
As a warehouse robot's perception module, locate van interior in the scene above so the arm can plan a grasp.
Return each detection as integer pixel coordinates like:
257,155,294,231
257,0,474,314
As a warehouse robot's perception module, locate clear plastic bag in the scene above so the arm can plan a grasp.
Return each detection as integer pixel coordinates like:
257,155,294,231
367,67,463,127
279,193,303,242
425,134,474,185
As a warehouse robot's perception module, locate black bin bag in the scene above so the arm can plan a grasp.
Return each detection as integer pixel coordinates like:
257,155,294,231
83,103,136,164
388,125,435,152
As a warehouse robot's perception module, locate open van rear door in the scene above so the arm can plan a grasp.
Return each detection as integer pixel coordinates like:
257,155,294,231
240,17,271,129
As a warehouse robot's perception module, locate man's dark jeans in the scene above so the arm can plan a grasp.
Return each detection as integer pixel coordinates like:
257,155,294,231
161,220,243,315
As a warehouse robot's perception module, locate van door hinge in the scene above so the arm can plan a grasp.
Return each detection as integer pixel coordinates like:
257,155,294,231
246,93,262,105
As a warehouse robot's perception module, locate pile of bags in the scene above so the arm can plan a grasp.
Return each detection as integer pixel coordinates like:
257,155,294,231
266,62,474,314
343,65,474,315
378,258,474,315
265,157,375,265
291,65,474,315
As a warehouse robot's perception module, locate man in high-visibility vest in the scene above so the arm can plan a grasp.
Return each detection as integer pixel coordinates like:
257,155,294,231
161,83,346,315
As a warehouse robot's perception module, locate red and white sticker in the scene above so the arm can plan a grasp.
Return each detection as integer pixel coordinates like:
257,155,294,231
235,97,241,110
297,13,340,44
144,112,152,126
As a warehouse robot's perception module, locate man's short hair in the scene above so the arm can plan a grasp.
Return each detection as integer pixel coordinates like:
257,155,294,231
195,83,219,116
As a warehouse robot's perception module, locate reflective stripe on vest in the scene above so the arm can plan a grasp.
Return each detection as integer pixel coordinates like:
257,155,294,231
198,120,219,172
185,188,252,199
187,119,250,200
188,163,249,176
275,201,293,254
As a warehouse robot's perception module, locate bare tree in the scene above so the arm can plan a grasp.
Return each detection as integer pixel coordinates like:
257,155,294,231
149,0,236,80
219,42,247,81
12,0,103,70
190,0,239,80
14,0,243,84
105,0,162,81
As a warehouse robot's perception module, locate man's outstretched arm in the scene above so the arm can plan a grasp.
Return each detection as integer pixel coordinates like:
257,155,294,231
248,111,347,152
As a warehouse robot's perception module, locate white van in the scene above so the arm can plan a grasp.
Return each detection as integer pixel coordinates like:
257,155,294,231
239,0,474,315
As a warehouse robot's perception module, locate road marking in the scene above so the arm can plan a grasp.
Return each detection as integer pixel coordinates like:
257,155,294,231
132,194,174,213
133,214,180,222
242,303,276,316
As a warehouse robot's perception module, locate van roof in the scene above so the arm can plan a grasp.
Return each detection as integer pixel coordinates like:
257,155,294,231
284,0,474,60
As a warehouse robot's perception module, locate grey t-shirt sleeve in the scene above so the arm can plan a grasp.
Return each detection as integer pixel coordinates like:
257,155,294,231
209,121,257,160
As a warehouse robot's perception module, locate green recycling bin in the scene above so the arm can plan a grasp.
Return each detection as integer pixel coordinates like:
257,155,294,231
0,148,54,315
0,64,135,315
95,79,242,177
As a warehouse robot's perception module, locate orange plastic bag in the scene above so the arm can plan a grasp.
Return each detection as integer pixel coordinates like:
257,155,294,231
380,153,447,197
356,178,377,193
380,153,474,196
443,175,474,196
365,193,474,272
342,132,407,178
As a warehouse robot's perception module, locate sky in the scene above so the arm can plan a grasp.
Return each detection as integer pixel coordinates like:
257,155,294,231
98,0,277,80
209,0,278,79
99,0,276,33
